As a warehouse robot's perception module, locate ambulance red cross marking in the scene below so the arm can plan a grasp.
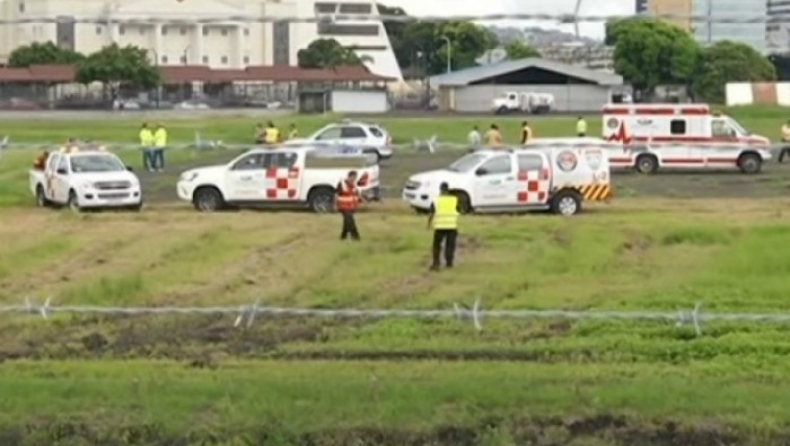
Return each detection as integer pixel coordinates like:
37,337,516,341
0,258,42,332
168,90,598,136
265,167,299,199
516,168,549,203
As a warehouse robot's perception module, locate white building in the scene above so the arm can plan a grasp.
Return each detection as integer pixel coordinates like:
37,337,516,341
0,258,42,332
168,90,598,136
0,0,402,79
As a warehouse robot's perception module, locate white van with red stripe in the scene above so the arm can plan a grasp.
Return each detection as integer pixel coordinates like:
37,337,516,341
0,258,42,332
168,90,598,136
602,104,771,174
177,145,380,213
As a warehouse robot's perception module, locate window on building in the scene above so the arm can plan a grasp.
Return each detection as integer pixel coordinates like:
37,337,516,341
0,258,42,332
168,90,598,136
670,119,686,135
202,27,209,36
244,28,249,36
315,2,337,13
95,26,102,35
18,1,24,13
317,23,379,36
162,26,168,35
243,56,249,64
221,55,228,64
338,3,372,13
221,28,228,36
118,26,125,35
161,55,168,63
180,27,187,35
202,55,209,64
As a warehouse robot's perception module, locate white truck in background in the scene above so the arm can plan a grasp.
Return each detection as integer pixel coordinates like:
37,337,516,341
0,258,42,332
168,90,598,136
177,145,380,212
29,148,143,211
493,91,554,115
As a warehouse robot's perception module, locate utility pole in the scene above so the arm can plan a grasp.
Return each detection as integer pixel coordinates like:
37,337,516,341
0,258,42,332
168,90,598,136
706,0,712,45
441,36,451,74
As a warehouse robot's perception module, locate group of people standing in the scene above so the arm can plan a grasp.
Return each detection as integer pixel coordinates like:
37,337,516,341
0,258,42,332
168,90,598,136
466,117,588,148
138,123,168,172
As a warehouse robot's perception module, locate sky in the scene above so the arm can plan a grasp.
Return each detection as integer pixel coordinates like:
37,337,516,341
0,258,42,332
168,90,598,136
382,0,636,40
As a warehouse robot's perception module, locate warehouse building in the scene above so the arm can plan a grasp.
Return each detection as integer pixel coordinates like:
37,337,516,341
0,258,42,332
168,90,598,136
429,58,624,113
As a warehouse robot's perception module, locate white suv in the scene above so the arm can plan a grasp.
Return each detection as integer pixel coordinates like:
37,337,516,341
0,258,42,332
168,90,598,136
288,121,393,161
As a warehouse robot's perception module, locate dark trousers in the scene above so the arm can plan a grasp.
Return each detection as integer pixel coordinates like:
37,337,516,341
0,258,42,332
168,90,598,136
340,211,360,240
152,148,165,169
432,229,458,268
578,132,586,137
142,148,154,171
780,147,790,163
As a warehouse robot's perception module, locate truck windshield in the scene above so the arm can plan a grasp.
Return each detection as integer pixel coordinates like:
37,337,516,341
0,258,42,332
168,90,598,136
70,155,126,173
447,153,487,172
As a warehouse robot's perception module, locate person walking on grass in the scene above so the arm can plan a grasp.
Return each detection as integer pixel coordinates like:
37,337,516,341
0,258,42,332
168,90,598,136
428,182,461,271
139,123,154,172
336,170,362,241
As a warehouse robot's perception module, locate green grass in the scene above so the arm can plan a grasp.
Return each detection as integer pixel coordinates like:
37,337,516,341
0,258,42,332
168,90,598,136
3,108,790,443
0,105,787,145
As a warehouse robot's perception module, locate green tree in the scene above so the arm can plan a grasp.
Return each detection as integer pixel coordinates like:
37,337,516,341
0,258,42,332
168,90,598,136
377,3,410,70
427,22,498,75
75,44,160,103
605,18,699,98
8,42,84,67
297,38,366,69
503,41,541,60
693,41,777,103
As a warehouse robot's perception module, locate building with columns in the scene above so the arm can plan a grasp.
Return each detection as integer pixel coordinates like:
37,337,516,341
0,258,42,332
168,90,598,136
0,0,402,79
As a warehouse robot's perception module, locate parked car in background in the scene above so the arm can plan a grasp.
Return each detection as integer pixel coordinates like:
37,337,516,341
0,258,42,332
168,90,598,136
285,120,393,161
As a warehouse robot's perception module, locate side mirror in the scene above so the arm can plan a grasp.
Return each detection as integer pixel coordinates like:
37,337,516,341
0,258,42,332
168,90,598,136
475,167,487,176
56,168,67,175
126,165,134,172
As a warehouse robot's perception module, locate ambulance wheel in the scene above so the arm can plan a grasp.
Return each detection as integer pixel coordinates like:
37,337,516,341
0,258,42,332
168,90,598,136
451,190,472,214
551,190,582,216
635,154,658,174
737,152,762,174
308,187,335,213
35,185,51,208
193,186,224,212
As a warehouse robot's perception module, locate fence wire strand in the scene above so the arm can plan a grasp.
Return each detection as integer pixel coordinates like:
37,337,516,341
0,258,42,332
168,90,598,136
6,298,790,336
0,13,782,25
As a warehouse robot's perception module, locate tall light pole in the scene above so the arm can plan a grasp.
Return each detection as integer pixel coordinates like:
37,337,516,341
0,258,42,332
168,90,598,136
149,48,160,108
441,36,452,73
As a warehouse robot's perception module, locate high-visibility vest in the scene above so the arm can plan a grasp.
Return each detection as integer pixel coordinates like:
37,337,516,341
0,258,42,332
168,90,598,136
139,129,153,146
336,182,358,211
153,129,167,147
782,125,790,141
264,127,280,143
577,120,587,134
522,126,532,143
433,195,459,230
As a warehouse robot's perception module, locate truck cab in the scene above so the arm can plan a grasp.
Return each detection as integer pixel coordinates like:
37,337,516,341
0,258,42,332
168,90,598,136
29,149,142,211
602,103,771,174
403,144,611,216
493,92,554,115
177,145,380,212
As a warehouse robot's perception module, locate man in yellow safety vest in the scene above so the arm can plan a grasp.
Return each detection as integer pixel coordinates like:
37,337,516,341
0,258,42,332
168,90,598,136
780,120,790,163
153,123,168,172
427,182,461,271
264,121,280,145
576,116,587,137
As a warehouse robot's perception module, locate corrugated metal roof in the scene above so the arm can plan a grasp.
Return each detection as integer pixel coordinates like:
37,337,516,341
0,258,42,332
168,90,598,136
429,58,623,87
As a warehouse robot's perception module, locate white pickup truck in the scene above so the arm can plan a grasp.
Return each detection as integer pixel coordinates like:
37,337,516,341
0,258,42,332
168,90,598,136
177,145,380,212
30,149,143,211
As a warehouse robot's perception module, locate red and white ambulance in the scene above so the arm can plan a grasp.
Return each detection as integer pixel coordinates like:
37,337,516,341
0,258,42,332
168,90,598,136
601,103,772,174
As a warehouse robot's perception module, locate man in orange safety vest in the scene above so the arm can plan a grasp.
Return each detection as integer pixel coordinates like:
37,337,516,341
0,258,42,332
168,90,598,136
336,170,362,240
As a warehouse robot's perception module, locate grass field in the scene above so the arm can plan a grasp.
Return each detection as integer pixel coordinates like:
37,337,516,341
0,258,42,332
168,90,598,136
2,108,790,445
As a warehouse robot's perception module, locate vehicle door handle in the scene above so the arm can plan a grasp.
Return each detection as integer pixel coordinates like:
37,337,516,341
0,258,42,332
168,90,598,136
505,176,514,181
489,179,501,184
240,176,252,181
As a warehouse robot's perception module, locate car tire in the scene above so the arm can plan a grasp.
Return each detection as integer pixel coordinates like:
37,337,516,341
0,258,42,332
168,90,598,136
550,190,582,216
737,152,762,174
35,185,51,208
308,187,335,213
67,190,81,213
193,187,224,212
634,154,659,174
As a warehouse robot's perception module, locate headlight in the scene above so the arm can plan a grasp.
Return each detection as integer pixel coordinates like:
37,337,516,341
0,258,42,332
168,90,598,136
405,180,420,189
81,181,94,189
181,172,198,182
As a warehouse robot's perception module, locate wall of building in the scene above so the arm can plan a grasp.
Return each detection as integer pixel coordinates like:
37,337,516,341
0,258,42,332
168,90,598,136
330,89,388,113
445,84,613,113
726,82,790,106
0,0,402,79
648,0,691,32
767,0,790,53
691,0,767,53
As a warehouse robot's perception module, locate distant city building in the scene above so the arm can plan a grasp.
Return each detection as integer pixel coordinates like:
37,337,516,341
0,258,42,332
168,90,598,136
0,0,403,79
538,43,615,72
645,0,691,32
691,0,767,53
767,0,790,53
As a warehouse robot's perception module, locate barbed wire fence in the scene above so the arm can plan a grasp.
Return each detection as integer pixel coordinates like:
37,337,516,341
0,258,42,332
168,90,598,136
7,297,790,337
